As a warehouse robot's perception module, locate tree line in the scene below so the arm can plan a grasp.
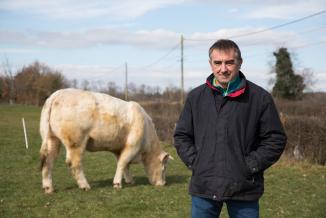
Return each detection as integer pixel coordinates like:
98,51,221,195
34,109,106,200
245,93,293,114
0,61,182,105
0,47,314,106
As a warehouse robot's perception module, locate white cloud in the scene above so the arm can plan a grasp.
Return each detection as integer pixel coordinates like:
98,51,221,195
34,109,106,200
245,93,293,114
192,0,325,19
0,28,181,49
0,0,185,19
0,31,29,44
0,27,307,50
244,0,325,19
0,48,37,54
1,0,324,20
247,3,325,19
186,27,304,48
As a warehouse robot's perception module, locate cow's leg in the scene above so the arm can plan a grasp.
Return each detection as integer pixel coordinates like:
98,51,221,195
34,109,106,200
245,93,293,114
113,146,139,189
114,154,134,185
123,164,135,184
41,137,60,194
65,143,90,191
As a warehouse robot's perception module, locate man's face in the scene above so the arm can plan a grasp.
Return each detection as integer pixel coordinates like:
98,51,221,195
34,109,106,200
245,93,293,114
209,49,242,88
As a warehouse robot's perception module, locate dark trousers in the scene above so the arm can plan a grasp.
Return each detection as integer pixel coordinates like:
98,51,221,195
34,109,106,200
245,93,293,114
191,196,259,218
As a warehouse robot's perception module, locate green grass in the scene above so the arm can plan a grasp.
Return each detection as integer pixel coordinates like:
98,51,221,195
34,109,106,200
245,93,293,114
0,104,325,217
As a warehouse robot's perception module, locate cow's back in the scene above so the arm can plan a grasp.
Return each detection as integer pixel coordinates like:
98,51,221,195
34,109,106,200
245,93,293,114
48,89,95,143
46,89,138,151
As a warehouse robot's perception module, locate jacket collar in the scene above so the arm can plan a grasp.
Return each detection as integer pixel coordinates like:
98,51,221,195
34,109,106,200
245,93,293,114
206,71,247,98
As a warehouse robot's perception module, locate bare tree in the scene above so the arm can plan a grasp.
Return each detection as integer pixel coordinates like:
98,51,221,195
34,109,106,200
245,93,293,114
81,80,90,90
70,79,78,88
15,61,68,105
300,68,317,92
1,57,15,104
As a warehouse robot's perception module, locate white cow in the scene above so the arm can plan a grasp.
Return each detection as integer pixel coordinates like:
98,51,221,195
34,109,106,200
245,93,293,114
39,88,172,193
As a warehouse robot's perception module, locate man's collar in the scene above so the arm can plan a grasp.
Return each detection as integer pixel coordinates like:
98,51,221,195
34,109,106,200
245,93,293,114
212,74,241,96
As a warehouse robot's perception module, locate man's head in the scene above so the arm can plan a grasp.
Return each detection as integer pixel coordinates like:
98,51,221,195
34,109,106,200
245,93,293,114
209,39,242,88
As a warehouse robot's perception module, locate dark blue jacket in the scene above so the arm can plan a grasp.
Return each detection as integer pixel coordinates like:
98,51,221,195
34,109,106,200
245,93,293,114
174,72,287,201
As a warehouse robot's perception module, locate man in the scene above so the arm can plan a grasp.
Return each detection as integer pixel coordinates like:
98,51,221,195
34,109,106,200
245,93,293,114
174,39,287,218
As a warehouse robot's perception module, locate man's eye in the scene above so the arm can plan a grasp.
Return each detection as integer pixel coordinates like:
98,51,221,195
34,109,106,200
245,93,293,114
213,60,235,66
225,61,235,65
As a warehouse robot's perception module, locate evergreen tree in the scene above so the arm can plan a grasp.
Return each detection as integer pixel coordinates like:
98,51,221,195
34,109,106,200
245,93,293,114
272,47,305,100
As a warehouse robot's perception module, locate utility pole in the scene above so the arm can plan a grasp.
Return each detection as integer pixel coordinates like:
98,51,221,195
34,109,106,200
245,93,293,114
180,34,184,105
125,62,128,101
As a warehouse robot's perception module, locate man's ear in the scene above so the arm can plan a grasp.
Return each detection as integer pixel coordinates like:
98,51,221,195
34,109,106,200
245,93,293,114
238,59,243,68
209,59,213,68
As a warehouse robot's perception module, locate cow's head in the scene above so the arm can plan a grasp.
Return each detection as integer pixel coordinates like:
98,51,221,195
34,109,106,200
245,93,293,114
145,151,173,186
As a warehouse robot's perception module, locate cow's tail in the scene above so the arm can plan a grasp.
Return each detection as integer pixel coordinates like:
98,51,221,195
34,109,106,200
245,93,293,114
39,91,59,170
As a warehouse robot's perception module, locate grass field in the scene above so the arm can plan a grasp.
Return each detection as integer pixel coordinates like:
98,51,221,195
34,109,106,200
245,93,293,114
0,104,325,218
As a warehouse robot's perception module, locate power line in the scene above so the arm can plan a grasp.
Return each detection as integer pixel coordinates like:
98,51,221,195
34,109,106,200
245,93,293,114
291,40,326,49
134,43,179,70
87,64,125,81
185,10,326,41
238,24,326,50
295,26,326,35
107,64,125,74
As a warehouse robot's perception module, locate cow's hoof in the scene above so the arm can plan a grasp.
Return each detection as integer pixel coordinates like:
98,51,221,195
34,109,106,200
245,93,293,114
81,187,90,191
43,186,54,194
125,178,135,185
155,181,166,186
113,183,122,189
79,184,91,191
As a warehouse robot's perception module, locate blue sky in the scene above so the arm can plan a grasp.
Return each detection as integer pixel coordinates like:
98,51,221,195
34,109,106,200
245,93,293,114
0,0,325,92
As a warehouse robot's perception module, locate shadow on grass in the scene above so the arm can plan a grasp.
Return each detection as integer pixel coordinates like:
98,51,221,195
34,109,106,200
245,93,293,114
89,174,189,189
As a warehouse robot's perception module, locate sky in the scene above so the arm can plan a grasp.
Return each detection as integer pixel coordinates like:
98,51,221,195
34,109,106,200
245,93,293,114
0,0,325,92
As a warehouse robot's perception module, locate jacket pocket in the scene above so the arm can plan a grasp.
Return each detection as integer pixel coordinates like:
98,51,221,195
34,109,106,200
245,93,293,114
191,142,205,176
191,132,209,175
192,142,216,177
223,176,258,197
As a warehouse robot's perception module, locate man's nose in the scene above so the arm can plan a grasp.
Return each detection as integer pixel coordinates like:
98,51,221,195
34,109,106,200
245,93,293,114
220,63,227,72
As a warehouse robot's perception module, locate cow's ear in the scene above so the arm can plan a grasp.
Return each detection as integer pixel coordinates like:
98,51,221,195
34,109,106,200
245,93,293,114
159,152,174,163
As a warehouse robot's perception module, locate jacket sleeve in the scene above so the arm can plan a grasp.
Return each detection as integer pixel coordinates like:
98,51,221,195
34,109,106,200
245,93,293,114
245,95,287,175
173,96,197,169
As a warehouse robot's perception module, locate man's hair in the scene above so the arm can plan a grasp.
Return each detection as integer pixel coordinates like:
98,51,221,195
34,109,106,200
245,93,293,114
209,39,242,61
